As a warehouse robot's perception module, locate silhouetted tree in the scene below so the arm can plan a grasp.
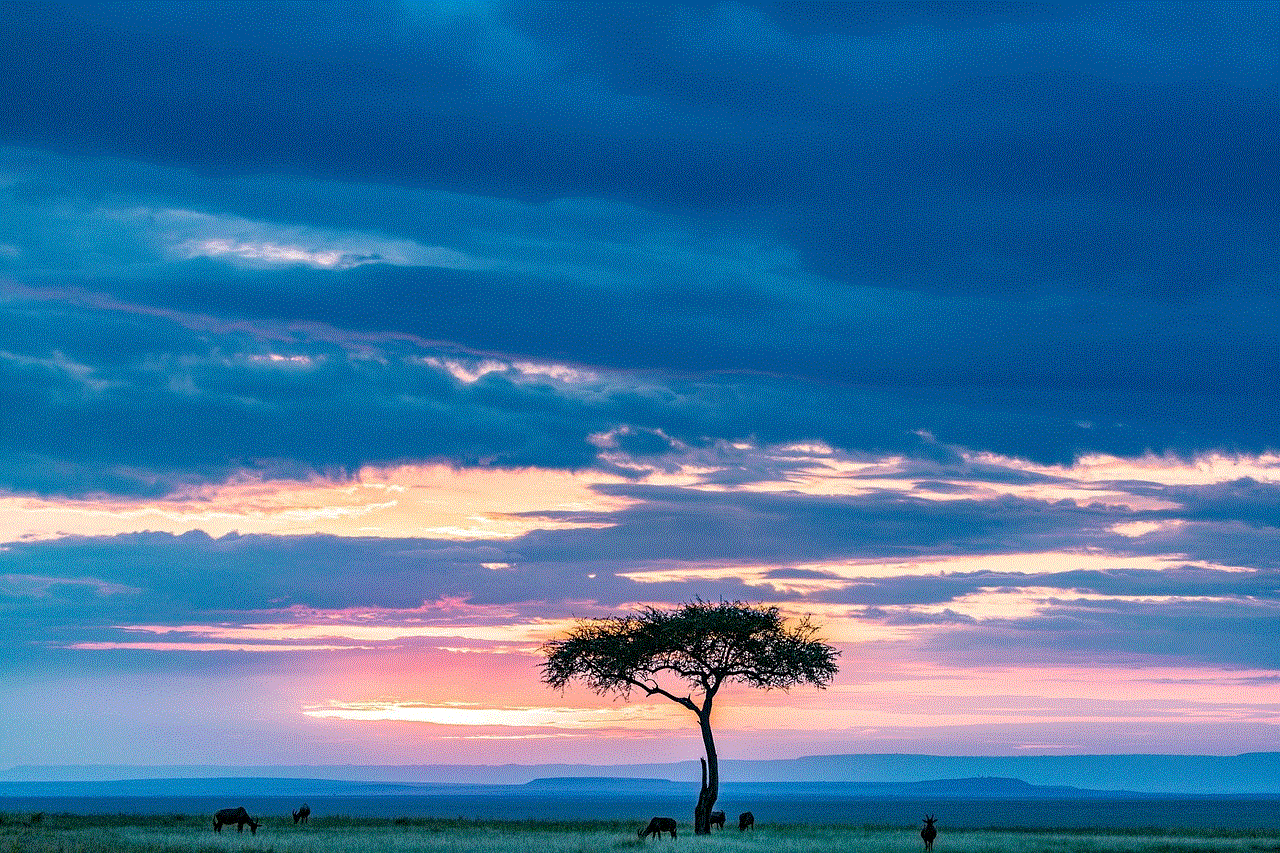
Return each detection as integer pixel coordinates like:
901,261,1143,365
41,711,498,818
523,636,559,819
540,600,839,834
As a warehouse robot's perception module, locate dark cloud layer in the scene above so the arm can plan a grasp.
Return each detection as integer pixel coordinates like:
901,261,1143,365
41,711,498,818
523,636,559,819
5,278,1280,495
1,3,1277,493
6,3,1274,213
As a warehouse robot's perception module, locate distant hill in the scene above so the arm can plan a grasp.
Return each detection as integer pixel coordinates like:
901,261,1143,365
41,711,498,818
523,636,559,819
0,775,1141,800
0,777,449,799
525,777,685,792
3,753,1277,796
528,775,1126,798
900,777,1098,797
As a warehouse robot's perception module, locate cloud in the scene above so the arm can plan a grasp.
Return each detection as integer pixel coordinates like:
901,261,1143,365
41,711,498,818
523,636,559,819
912,592,1280,670
11,272,1280,497
1155,477,1280,527
4,123,1280,486
2,459,1276,669
0,572,139,601
154,209,483,272
1,2,1278,761
301,700,682,729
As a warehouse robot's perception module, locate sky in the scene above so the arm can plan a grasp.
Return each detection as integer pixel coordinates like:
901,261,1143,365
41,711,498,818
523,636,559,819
1,1,1278,770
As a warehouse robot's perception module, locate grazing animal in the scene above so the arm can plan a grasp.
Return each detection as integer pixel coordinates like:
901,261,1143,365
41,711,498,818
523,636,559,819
738,811,754,831
213,807,260,835
921,815,938,852
293,804,310,825
709,810,725,830
638,817,678,840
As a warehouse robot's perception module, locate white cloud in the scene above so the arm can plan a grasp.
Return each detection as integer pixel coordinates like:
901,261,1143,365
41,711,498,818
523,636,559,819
0,349,111,393
140,208,484,271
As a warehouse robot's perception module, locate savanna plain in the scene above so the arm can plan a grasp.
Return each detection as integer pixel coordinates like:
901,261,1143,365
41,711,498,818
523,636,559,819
4,814,1278,853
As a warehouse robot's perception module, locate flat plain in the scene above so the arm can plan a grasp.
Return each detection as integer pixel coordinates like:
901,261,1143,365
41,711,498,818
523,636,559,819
3,814,1279,853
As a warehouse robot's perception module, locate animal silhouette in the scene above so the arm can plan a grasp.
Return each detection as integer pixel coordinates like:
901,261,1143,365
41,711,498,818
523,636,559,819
638,817,678,839
293,804,310,824
921,815,938,851
213,807,259,835
738,811,754,831
709,810,725,829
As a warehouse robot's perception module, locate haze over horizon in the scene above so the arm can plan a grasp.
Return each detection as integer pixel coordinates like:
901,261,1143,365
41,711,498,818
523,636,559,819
5,752,1280,799
1,2,1277,770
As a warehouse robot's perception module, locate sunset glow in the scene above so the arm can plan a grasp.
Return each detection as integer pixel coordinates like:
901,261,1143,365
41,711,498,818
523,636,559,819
0,463,633,542
302,701,686,729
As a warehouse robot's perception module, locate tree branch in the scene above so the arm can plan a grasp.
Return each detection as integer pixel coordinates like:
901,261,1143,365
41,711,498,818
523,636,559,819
629,676,698,711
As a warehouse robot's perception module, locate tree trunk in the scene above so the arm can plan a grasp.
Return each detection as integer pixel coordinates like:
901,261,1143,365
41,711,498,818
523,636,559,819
693,714,719,834
694,758,710,835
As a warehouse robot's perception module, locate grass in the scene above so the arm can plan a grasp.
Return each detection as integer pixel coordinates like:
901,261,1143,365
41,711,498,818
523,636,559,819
2,814,1278,853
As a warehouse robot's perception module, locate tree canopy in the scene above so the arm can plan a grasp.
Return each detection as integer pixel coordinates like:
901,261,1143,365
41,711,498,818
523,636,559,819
541,599,839,706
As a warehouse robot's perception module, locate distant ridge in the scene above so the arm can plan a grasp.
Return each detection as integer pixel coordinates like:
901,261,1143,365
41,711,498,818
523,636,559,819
0,775,1159,800
524,777,682,790
3,753,1277,796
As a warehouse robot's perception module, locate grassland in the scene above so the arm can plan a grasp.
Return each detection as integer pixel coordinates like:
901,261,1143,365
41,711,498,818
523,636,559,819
3,813,1279,853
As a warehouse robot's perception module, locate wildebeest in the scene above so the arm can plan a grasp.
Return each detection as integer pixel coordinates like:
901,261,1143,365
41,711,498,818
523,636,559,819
921,815,938,851
638,817,678,840
738,811,754,831
293,804,310,825
709,810,725,830
214,807,260,834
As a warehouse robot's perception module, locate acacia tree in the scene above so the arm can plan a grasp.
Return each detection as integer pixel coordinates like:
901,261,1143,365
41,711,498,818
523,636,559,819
539,600,839,834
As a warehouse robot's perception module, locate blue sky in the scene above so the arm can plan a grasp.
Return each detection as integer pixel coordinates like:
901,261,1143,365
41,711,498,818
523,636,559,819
0,2,1277,768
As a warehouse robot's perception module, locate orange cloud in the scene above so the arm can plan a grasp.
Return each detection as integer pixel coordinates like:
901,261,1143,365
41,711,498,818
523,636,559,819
0,462,634,542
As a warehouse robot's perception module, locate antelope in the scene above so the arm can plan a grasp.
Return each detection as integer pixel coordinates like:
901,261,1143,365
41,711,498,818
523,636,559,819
293,804,310,824
921,815,938,852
